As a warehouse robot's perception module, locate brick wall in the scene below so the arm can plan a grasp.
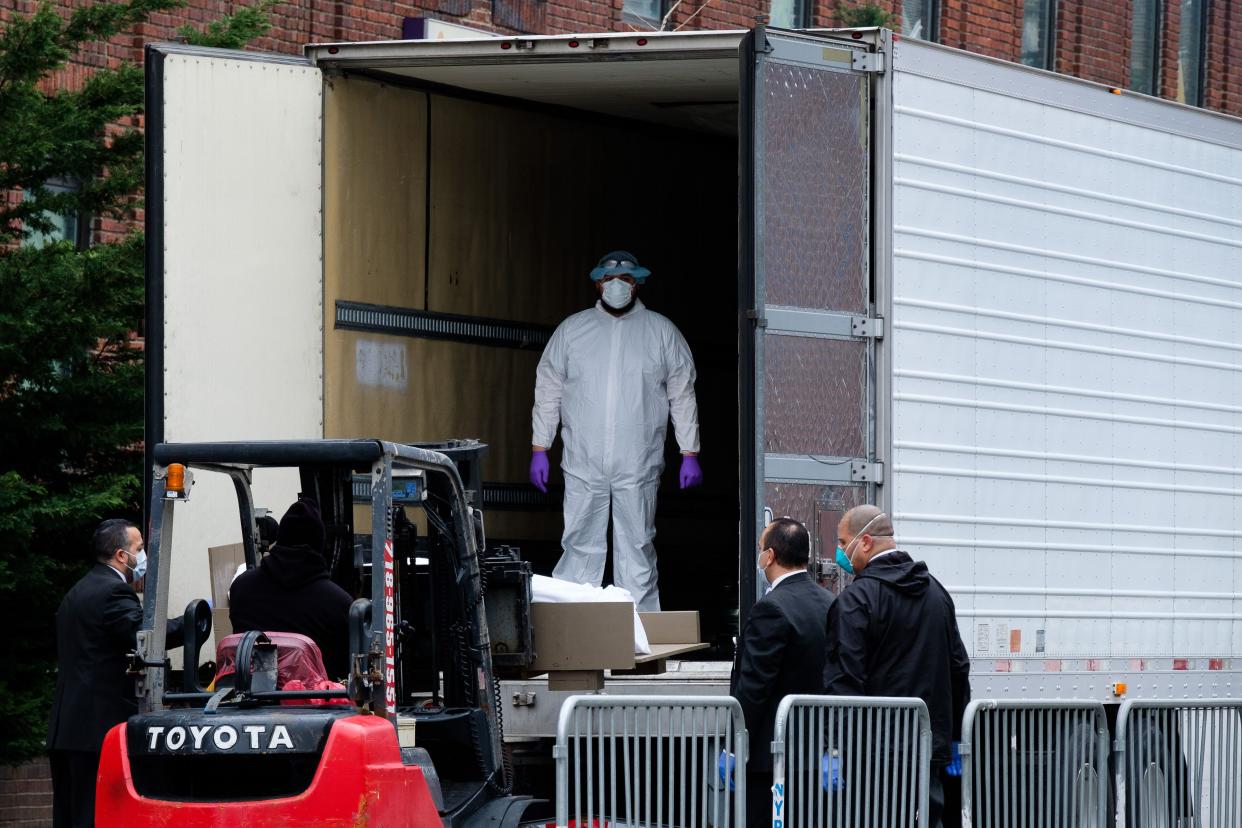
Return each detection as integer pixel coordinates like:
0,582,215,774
0,760,52,827
1205,0,1240,112
1055,0,1131,87
1158,0,1184,99
939,0,1022,62
4,0,1238,115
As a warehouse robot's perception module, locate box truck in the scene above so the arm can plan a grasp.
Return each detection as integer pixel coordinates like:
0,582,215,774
145,26,1242,744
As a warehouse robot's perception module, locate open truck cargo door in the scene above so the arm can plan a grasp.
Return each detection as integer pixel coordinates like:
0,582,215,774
144,45,324,618
740,28,887,623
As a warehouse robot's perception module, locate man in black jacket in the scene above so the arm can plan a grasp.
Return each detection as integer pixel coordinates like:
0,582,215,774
824,505,971,828
47,519,185,827
730,518,835,826
229,498,353,679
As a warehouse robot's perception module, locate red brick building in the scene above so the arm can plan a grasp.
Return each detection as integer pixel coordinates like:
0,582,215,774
2,0,1238,114
1,0,1239,251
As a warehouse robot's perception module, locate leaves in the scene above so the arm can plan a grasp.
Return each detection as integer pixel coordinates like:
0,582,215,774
834,2,894,28
0,0,276,765
179,0,279,49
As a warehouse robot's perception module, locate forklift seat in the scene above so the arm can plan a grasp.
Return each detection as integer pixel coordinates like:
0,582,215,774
212,631,332,690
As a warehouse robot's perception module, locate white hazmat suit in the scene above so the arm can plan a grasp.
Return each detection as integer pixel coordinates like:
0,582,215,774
532,299,700,611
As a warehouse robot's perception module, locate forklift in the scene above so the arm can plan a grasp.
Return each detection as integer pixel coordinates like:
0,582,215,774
95,439,548,826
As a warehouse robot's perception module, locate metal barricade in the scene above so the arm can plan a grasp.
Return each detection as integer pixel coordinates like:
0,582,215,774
962,699,1110,828
553,694,747,828
771,695,933,828
1114,699,1242,828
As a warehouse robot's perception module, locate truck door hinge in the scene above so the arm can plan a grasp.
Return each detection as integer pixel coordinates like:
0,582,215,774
850,460,885,484
852,51,885,73
851,316,884,339
747,309,768,328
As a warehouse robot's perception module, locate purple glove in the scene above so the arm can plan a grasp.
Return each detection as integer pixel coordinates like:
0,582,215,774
529,450,549,493
679,454,703,489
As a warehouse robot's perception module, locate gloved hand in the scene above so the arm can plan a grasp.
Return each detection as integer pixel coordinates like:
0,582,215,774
717,749,736,792
679,454,703,489
529,450,549,493
946,741,962,777
822,752,844,792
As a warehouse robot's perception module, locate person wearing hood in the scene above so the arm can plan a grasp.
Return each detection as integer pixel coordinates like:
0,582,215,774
229,498,353,679
824,505,971,828
530,250,702,611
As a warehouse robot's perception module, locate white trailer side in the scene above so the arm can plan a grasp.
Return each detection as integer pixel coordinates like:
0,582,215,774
888,38,1242,700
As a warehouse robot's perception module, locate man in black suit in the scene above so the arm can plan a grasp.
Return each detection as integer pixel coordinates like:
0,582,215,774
47,518,184,827
730,517,835,826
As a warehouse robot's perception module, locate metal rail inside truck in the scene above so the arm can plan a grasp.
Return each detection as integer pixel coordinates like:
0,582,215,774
143,22,1242,800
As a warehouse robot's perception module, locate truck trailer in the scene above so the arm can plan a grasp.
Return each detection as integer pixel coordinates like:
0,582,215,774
145,25,1242,747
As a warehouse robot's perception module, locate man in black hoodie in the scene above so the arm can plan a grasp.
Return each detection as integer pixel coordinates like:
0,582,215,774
824,505,970,828
229,498,353,679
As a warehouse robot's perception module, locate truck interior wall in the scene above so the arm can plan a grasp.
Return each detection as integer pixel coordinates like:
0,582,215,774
324,76,739,650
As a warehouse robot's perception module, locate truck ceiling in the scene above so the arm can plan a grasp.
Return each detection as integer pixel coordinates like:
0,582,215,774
306,31,746,134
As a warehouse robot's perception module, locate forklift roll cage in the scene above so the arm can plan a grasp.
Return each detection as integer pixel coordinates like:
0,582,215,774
137,439,496,737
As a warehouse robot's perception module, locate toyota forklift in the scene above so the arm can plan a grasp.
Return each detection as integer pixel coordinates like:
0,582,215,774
95,439,548,826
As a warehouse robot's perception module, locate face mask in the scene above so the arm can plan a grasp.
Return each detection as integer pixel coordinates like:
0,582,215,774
133,550,147,581
837,512,887,574
757,550,771,586
601,279,634,309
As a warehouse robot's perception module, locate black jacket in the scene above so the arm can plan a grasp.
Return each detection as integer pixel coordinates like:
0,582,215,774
229,544,353,680
47,564,184,753
730,571,835,771
823,550,971,762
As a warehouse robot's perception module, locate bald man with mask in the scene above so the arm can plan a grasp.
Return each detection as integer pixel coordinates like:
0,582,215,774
824,505,971,828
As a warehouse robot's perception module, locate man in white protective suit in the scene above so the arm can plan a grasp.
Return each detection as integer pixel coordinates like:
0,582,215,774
529,250,703,611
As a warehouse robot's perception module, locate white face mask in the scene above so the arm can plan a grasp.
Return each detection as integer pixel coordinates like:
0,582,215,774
133,550,147,581
601,279,634,309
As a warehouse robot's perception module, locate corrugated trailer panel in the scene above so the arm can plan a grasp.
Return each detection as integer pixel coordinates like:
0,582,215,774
889,40,1242,693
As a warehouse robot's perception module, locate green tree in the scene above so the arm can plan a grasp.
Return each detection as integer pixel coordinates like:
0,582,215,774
0,0,274,765
834,2,894,28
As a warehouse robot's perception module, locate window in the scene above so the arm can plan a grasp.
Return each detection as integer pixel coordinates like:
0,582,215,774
21,178,88,249
623,0,666,27
1129,0,1161,95
1020,0,1056,69
901,0,938,41
769,0,810,29
1177,0,1207,106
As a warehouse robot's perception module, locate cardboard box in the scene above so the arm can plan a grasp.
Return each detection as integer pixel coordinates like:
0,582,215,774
211,607,233,642
207,543,246,609
639,611,700,645
529,602,635,672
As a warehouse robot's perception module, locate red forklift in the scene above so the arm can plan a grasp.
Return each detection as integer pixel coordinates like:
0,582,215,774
95,439,549,826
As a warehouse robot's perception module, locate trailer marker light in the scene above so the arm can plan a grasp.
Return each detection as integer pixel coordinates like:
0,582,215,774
1111,682,1127,696
636,38,648,46
1108,88,1122,94
166,464,187,498
568,40,579,48
851,31,864,39
501,42,512,49
328,46,339,55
